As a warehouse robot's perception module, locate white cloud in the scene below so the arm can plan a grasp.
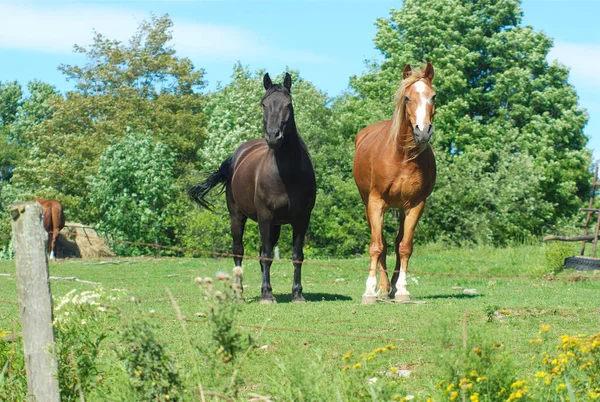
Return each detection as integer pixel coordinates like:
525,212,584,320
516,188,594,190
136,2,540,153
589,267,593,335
0,3,328,63
548,41,600,88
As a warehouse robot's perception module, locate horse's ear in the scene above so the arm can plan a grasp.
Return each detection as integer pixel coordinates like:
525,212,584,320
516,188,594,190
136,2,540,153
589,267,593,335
423,62,434,82
263,73,272,90
283,73,292,90
402,64,413,80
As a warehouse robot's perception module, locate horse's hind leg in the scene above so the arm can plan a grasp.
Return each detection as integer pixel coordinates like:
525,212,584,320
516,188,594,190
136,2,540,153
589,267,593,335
258,219,279,304
230,212,247,295
227,190,247,295
291,219,309,302
50,231,59,259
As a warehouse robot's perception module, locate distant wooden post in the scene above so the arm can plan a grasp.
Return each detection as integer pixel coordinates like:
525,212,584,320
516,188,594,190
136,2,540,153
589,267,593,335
9,202,61,402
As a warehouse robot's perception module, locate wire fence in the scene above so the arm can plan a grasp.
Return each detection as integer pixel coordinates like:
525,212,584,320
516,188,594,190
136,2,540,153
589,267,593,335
2,224,600,346
92,233,600,282
3,224,600,282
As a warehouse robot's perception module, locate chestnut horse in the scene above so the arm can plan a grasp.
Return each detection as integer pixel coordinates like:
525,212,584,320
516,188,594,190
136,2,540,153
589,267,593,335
34,197,65,259
189,73,316,303
353,62,437,304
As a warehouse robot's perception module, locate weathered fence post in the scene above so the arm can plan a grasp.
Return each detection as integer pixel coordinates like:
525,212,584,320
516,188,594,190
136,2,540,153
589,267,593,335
9,201,61,402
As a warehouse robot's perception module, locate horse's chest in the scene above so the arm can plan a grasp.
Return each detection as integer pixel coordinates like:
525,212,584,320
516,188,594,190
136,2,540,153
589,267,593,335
388,173,429,206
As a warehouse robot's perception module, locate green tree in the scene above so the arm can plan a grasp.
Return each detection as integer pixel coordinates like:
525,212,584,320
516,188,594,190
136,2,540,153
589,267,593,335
0,81,23,182
88,133,178,256
344,0,591,244
11,14,207,222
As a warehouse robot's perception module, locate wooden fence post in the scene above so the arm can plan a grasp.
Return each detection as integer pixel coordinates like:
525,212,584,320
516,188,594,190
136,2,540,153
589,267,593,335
9,201,61,402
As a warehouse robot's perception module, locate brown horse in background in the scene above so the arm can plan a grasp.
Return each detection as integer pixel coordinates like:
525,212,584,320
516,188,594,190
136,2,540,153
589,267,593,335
353,62,437,304
34,198,65,259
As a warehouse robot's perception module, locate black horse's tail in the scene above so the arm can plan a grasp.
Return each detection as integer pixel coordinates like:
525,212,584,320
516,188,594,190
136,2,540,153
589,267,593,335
188,157,233,210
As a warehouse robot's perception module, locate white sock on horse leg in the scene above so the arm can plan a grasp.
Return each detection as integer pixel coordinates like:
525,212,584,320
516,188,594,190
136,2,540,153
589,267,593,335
364,276,377,296
395,270,409,295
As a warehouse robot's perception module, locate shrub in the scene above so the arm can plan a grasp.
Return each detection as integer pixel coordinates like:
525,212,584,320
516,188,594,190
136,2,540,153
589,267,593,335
88,132,178,256
0,329,27,401
118,321,183,401
544,242,575,273
53,288,112,400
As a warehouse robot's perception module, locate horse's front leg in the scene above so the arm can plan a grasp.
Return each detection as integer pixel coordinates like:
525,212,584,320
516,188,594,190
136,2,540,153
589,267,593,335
394,201,425,302
390,209,406,298
258,218,280,304
363,195,387,305
291,219,309,302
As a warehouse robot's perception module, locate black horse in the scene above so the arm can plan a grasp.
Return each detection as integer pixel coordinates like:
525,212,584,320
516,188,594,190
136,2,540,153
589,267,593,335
189,73,316,303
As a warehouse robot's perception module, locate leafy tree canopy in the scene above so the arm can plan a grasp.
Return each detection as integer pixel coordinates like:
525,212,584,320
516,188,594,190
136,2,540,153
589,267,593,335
345,0,591,244
10,15,207,221
89,132,178,255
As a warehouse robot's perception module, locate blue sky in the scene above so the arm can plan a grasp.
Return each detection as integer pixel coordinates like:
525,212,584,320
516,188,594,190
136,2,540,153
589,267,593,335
1,0,599,159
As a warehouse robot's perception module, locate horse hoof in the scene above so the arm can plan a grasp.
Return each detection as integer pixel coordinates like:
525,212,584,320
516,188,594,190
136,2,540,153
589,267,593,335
260,298,277,305
394,294,411,303
378,292,390,301
361,295,377,305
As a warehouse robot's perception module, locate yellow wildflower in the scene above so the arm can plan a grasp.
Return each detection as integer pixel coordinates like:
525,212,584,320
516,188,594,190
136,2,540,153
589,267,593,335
449,391,459,401
342,351,353,360
540,324,551,332
555,383,566,391
476,376,487,382
389,367,399,373
353,363,361,369
529,338,543,344
459,378,470,388
470,393,480,402
469,370,478,377
511,380,526,389
446,383,455,392
535,372,547,378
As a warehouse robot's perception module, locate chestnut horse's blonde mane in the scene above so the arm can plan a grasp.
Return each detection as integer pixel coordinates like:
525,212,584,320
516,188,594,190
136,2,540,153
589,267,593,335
389,70,428,156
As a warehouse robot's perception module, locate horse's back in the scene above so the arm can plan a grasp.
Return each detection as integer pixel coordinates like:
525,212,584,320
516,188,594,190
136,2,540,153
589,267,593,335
354,120,392,151
34,198,65,232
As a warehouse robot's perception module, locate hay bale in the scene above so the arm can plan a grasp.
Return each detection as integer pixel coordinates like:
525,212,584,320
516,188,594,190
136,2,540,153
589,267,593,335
56,222,114,259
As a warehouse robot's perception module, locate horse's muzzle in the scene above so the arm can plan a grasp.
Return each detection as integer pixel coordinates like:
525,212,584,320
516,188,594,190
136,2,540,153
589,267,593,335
413,124,433,144
266,132,284,149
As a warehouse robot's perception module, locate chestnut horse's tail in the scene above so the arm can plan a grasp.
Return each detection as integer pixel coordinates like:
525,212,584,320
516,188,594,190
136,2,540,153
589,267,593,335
188,156,233,210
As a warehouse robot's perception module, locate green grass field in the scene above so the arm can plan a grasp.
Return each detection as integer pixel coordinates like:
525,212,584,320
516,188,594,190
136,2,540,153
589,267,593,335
1,244,599,400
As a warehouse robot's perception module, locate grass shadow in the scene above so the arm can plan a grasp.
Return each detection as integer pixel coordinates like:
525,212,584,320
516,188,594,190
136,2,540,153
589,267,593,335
248,292,353,304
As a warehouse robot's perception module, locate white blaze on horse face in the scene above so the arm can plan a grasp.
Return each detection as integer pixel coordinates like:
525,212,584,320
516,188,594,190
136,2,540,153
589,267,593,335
414,80,428,130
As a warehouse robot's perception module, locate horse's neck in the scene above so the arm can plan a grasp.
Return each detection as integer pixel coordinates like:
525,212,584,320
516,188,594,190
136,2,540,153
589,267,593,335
274,119,305,170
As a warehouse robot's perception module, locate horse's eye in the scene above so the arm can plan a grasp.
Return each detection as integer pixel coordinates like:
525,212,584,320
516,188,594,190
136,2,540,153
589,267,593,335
405,96,410,102
431,95,436,102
